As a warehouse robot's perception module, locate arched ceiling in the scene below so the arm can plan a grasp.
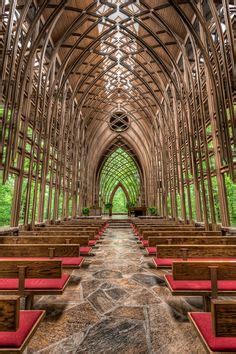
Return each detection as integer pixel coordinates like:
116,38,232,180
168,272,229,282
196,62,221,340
99,147,141,204
39,0,196,153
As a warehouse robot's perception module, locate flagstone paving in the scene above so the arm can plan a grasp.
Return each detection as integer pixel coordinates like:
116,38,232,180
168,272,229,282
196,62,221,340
28,223,205,353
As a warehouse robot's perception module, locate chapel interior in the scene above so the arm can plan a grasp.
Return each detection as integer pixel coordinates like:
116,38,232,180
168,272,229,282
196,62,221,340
0,1,236,353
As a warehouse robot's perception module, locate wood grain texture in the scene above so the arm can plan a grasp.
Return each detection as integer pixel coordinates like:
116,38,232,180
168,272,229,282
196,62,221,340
0,296,20,331
172,261,236,280
148,236,236,247
0,244,80,258
211,300,236,337
0,260,62,278
158,245,236,259
0,236,89,245
143,231,222,239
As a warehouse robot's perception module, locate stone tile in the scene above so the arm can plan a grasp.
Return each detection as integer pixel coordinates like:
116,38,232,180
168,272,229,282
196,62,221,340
81,279,103,298
131,273,166,287
93,269,123,279
147,302,204,353
77,318,148,354
28,302,100,352
124,288,161,306
105,287,128,301
107,306,145,321
87,288,116,314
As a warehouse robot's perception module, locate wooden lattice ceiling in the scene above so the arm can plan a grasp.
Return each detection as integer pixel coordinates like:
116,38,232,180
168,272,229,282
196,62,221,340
1,0,235,227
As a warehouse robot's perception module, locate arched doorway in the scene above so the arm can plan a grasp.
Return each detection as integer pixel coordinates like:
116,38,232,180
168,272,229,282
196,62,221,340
109,182,130,216
98,147,141,215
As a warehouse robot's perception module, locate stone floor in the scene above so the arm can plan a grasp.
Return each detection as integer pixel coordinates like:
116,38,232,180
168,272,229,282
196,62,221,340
28,225,206,353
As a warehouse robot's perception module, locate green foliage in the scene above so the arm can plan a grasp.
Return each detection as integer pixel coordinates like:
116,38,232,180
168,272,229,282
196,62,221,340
225,174,236,226
100,148,140,205
126,201,135,209
105,202,113,209
148,207,157,216
0,172,15,226
82,207,90,216
112,188,127,213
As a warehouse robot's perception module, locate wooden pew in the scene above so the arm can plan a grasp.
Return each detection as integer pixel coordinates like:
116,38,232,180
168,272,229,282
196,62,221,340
145,236,236,255
0,260,70,308
188,300,236,353
0,236,94,256
164,261,236,308
0,244,84,268
153,245,236,268
0,295,45,353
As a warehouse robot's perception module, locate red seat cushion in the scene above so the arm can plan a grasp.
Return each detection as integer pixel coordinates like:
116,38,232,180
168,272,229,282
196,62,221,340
141,240,149,247
0,256,84,267
88,240,96,246
153,257,236,268
146,247,156,255
80,246,92,255
59,257,84,267
0,310,43,348
190,312,236,351
0,273,70,290
165,274,236,291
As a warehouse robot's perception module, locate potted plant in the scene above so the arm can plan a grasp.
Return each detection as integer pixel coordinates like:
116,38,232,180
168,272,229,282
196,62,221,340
148,207,157,216
105,202,113,217
82,207,90,216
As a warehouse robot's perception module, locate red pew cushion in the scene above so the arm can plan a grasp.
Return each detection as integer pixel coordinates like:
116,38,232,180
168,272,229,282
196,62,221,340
146,247,156,255
0,273,70,290
165,274,236,291
88,240,96,246
141,240,149,247
153,257,236,268
80,246,92,255
0,310,43,348
190,312,236,351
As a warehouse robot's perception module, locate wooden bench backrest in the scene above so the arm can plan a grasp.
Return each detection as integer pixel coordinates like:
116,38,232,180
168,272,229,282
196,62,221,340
139,227,205,235
211,300,236,337
19,231,95,237
142,231,222,239
148,236,236,247
0,296,20,331
157,245,236,259
0,236,89,245
172,261,236,280
0,244,80,257
0,260,62,278
34,226,99,231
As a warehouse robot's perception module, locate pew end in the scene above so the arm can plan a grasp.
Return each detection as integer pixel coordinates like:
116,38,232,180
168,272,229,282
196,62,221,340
0,295,45,353
188,300,236,353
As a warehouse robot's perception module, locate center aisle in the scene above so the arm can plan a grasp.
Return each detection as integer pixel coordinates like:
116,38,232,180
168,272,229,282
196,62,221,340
28,220,204,354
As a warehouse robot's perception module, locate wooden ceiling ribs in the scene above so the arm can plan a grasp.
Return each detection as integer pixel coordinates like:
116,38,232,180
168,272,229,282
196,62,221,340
0,0,234,227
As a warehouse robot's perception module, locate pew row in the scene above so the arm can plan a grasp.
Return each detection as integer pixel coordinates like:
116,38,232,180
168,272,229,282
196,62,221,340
153,245,236,268
0,244,84,268
189,300,236,353
0,296,45,353
0,236,95,256
0,260,70,308
145,236,236,255
164,261,236,313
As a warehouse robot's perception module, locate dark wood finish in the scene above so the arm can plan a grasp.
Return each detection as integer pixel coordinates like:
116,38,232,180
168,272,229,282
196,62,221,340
158,245,236,259
0,260,62,279
0,236,89,246
172,261,236,281
0,244,80,258
0,296,20,332
148,236,236,247
211,300,236,337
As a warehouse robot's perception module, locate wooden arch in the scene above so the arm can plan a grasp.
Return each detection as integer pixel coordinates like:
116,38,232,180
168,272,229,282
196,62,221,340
109,182,130,216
